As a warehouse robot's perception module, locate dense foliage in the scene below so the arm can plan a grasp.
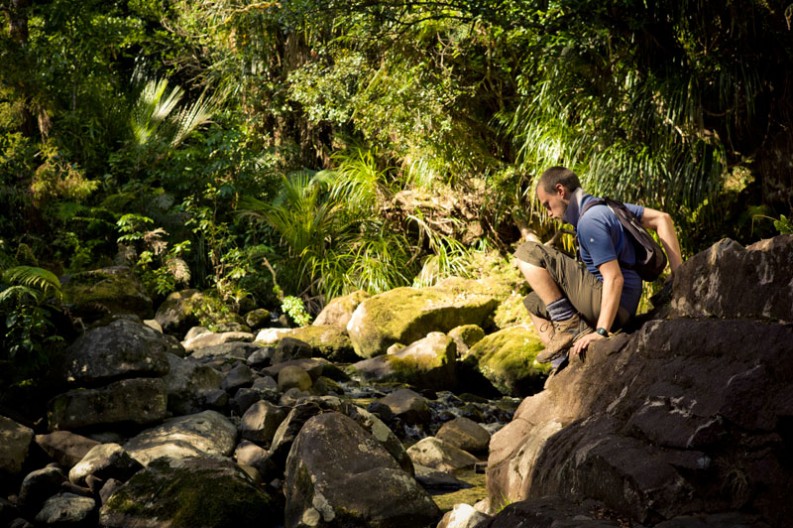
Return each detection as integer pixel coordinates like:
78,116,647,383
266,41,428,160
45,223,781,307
1,0,792,388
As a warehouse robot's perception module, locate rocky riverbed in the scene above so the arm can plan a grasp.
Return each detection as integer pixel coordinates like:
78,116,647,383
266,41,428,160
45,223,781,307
1,235,792,528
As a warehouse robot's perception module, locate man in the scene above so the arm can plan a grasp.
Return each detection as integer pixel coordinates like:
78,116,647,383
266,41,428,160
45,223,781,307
516,166,683,366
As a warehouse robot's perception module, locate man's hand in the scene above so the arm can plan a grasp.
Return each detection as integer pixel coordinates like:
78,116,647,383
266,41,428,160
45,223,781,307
570,331,606,361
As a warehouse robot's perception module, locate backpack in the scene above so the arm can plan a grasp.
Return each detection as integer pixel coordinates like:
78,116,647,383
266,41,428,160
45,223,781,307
580,197,668,281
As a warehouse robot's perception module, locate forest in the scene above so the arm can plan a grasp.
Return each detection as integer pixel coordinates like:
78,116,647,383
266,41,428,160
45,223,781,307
2,0,792,395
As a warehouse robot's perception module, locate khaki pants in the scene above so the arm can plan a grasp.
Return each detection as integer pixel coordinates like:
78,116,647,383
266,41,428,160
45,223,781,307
515,241,630,329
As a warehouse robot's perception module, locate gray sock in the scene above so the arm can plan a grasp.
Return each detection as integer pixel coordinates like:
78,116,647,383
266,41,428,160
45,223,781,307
547,297,575,321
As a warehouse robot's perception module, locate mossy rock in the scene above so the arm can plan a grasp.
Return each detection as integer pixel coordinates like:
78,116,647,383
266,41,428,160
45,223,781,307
465,326,550,397
100,457,279,528
352,332,457,391
282,325,357,362
347,280,500,359
61,266,152,322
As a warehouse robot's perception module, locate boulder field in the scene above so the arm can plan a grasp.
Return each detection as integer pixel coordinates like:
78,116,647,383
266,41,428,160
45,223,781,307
0,235,790,528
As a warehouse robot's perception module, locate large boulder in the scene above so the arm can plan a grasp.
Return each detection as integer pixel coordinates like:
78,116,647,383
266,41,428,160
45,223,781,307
162,353,223,415
313,290,369,329
35,431,99,468
61,266,152,321
0,415,34,475
124,410,237,466
270,325,356,362
666,235,793,321
351,332,457,390
346,279,500,358
265,398,413,479
100,456,278,528
48,378,169,430
63,318,171,385
464,325,549,397
284,412,439,528
486,317,793,526
154,289,203,337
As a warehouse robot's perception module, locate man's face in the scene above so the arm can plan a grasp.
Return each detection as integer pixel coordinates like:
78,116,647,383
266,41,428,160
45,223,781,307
536,183,569,221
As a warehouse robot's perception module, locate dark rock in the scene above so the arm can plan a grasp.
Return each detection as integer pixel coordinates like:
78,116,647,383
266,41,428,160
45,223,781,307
18,465,67,513
100,457,278,528
221,363,255,393
63,318,172,386
48,378,169,430
0,415,34,475
486,317,793,526
665,236,793,322
239,400,286,446
124,410,237,466
162,353,223,415
61,266,152,322
153,289,202,337
284,412,439,528
34,492,96,526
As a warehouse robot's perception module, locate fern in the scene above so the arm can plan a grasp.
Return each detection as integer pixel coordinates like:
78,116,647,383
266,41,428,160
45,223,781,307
1,266,63,302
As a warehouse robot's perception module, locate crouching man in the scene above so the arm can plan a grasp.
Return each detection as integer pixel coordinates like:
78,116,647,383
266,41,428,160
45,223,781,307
516,166,683,367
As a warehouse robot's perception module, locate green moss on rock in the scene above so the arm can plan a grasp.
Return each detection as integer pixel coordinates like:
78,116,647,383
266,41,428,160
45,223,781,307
467,326,550,397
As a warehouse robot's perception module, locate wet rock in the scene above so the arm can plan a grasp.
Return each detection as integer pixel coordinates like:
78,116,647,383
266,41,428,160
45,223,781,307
284,412,439,528
0,415,34,475
436,416,491,454
406,437,479,472
124,410,237,466
346,280,500,358
68,443,142,487
100,456,278,528
48,378,168,430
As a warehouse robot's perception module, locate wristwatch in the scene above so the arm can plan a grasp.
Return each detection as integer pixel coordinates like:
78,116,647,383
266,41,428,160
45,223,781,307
596,327,609,337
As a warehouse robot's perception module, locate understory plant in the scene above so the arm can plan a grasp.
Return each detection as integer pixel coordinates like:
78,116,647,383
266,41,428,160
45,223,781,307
0,265,66,388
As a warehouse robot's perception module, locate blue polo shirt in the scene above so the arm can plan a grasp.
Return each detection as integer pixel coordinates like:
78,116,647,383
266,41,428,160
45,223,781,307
569,193,644,316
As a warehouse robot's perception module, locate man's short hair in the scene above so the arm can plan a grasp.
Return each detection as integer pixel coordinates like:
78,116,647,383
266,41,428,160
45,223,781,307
538,166,581,194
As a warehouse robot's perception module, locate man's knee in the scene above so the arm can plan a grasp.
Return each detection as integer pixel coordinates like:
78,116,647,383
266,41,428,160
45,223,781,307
515,241,546,267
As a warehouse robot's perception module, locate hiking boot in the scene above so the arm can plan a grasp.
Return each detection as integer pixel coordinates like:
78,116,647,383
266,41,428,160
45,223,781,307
536,314,592,364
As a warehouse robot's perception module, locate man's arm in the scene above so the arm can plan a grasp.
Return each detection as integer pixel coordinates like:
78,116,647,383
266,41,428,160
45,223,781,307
641,208,683,272
571,259,623,358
